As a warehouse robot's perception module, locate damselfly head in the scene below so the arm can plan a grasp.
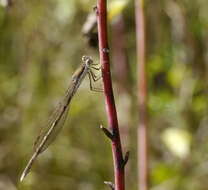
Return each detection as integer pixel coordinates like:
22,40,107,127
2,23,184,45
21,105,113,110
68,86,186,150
82,55,93,67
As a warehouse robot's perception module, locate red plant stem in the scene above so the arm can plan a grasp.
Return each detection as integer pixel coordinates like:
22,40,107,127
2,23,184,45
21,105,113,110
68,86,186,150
96,0,125,190
135,0,149,190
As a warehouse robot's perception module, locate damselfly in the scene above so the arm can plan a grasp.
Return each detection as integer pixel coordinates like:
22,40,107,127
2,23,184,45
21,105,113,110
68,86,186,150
20,56,101,181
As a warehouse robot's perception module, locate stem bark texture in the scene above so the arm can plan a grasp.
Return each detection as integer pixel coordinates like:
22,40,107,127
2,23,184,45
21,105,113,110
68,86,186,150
96,1,125,190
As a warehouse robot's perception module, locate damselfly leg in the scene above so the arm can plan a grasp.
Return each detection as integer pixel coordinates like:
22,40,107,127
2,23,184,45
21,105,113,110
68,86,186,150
88,63,103,92
91,66,101,70
89,70,101,81
88,72,103,92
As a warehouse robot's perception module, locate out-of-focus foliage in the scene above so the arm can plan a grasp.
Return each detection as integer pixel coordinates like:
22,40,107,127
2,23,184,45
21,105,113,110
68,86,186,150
108,0,128,20
0,0,207,189
161,127,192,159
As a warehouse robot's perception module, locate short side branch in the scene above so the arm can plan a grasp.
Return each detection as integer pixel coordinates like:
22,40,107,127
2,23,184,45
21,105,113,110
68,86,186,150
100,125,114,140
104,181,115,190
122,151,130,167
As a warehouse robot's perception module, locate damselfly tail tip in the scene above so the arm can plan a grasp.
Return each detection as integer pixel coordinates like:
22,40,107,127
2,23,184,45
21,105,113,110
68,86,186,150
20,151,39,182
20,171,26,182
20,165,30,182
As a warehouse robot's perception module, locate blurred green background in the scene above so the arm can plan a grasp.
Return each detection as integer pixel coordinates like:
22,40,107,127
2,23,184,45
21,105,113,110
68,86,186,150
0,0,208,189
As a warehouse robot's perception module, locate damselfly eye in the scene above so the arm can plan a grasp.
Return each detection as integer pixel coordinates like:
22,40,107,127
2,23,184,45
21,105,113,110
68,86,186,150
82,55,93,66
82,55,89,62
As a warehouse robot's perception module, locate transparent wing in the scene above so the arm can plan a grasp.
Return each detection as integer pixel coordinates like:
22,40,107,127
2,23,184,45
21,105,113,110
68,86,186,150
33,79,75,153
20,99,70,182
34,101,70,153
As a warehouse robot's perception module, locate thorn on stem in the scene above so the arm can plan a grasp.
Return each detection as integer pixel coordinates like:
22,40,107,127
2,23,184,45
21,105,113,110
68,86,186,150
100,125,114,140
104,181,115,190
123,151,130,167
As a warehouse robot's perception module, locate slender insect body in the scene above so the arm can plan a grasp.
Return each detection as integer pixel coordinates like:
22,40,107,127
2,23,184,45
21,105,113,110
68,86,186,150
20,56,97,182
